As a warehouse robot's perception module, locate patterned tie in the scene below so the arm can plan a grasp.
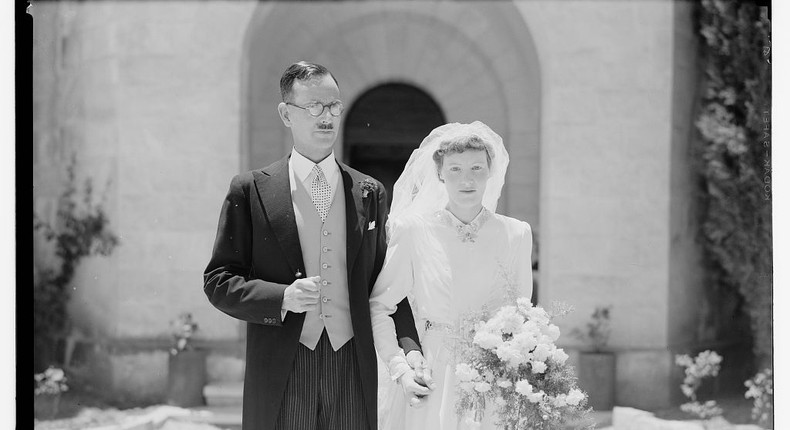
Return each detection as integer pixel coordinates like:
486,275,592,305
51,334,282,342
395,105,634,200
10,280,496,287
310,165,331,222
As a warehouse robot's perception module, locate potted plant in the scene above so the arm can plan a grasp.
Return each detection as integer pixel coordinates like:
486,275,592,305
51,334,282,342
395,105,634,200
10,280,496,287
167,312,207,407
571,305,615,411
34,366,69,419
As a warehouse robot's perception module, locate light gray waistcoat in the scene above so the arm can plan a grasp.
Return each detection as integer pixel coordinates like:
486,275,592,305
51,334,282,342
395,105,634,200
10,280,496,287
292,173,354,351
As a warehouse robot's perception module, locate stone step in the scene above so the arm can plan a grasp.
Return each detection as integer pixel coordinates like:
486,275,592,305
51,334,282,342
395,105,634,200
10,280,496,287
176,405,242,430
203,381,244,407
198,382,614,429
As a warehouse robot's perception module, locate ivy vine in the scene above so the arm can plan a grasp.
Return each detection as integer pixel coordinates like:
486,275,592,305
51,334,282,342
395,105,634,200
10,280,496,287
694,0,771,366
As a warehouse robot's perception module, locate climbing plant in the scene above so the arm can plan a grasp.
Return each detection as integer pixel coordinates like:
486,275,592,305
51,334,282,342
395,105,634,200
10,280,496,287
34,155,120,371
694,0,771,366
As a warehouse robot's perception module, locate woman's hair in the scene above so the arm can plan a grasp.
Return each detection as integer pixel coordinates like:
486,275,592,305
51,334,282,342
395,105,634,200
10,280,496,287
432,134,495,172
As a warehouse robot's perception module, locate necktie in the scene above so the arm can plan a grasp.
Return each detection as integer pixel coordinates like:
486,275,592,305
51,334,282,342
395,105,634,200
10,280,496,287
310,165,331,222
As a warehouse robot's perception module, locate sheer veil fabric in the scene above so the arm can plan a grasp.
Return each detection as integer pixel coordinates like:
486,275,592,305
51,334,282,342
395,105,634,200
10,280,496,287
388,121,510,225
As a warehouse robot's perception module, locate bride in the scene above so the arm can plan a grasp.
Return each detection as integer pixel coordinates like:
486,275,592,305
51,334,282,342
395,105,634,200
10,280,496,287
370,121,534,430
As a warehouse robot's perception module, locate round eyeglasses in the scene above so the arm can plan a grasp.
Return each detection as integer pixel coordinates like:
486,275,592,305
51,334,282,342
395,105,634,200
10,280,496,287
286,101,344,117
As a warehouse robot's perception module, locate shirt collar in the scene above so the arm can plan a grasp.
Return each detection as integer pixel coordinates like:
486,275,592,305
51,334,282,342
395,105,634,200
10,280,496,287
289,147,339,187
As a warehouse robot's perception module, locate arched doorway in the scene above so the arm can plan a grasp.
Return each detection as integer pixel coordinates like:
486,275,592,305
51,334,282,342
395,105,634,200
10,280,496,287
343,84,445,206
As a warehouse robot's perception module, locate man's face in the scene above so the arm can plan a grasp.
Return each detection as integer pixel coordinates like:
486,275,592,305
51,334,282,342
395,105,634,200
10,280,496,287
278,74,342,162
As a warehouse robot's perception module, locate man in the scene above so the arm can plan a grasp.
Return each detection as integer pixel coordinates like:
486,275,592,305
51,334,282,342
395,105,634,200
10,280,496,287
204,61,430,430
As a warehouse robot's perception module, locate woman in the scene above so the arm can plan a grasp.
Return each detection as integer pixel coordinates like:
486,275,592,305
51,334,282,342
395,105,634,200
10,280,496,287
371,122,534,429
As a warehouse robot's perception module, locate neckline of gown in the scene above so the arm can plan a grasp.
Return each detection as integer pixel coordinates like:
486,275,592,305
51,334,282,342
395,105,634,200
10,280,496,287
435,207,492,243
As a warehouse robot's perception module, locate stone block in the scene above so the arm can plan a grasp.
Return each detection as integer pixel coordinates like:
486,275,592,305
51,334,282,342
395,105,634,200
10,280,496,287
616,350,674,409
109,350,170,402
207,354,245,383
612,407,703,430
547,88,600,125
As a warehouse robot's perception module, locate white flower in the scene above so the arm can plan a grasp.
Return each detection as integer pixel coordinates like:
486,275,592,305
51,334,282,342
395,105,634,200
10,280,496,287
511,331,538,352
567,389,585,406
532,343,552,362
526,306,550,324
455,363,480,382
497,309,525,335
474,382,492,393
515,380,533,396
537,334,555,347
473,331,503,350
553,394,568,407
531,361,548,374
527,390,545,403
496,343,526,367
496,380,513,388
675,354,693,367
551,348,569,364
542,324,561,342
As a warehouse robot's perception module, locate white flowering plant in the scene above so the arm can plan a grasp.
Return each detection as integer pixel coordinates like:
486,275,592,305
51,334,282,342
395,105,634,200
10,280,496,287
744,368,772,426
675,350,723,420
34,366,69,396
454,297,592,429
34,366,69,418
170,312,199,355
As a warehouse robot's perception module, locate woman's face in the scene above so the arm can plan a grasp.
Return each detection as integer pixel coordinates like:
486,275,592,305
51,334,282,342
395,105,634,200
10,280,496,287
439,150,491,211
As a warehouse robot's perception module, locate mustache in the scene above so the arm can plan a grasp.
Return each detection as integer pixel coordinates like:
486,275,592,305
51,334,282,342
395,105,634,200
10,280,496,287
317,123,334,130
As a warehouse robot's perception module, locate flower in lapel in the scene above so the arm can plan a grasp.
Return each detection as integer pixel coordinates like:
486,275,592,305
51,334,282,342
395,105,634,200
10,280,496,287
359,178,378,198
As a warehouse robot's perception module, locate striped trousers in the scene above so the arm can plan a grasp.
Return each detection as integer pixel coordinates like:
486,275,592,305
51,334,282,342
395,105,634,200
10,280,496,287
275,330,368,430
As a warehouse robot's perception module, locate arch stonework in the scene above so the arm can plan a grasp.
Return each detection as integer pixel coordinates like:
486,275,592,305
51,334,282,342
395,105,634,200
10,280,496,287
242,1,541,227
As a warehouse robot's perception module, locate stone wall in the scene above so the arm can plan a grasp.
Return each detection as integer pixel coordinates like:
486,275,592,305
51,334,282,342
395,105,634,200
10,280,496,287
33,1,256,400
515,0,702,408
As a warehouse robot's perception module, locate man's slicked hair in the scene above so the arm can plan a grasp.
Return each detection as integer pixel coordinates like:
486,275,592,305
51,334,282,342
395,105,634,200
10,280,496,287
279,61,339,102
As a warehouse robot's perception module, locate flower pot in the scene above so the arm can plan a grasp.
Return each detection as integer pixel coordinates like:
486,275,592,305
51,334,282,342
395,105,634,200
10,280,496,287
577,351,616,411
34,394,61,419
167,349,207,407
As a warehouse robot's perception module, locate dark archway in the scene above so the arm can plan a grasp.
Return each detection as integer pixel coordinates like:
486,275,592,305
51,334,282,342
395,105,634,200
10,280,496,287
343,84,445,207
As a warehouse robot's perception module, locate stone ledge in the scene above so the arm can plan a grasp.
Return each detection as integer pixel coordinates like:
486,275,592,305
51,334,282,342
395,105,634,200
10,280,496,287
203,382,244,407
610,407,764,430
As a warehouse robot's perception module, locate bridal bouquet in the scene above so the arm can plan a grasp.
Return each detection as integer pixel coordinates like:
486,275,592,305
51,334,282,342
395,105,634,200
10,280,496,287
454,297,592,429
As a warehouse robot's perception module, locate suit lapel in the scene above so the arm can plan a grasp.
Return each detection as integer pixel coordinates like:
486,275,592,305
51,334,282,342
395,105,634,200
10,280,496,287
339,162,366,275
254,156,305,277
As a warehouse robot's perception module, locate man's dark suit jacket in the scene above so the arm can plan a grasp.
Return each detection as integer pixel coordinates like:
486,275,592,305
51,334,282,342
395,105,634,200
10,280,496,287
204,155,421,430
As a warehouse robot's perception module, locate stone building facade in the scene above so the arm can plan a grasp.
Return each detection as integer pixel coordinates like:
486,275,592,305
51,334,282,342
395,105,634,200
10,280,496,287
33,0,736,409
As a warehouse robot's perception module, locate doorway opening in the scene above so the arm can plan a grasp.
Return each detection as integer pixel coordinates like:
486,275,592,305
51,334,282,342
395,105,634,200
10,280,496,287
343,83,445,206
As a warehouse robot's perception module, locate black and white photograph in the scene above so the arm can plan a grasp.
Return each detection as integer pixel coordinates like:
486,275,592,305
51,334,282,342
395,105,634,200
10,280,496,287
25,1,783,429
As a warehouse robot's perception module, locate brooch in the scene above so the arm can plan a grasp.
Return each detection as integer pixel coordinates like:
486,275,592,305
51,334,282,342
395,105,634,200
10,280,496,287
359,178,378,198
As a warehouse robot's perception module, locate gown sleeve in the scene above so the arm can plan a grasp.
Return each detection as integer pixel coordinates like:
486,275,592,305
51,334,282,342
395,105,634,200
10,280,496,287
516,221,535,302
369,217,418,380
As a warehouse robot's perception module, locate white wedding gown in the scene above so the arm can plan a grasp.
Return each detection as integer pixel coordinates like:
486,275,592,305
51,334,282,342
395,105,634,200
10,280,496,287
371,208,533,430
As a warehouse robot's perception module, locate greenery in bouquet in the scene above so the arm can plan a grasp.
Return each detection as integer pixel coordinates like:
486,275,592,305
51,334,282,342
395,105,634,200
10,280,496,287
454,297,592,429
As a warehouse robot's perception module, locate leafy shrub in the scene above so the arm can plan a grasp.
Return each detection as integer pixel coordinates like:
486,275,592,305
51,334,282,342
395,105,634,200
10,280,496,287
694,0,772,366
34,156,119,371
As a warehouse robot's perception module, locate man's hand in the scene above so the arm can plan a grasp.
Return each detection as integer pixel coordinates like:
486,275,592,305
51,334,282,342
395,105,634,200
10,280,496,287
281,276,321,313
406,350,435,390
398,369,432,408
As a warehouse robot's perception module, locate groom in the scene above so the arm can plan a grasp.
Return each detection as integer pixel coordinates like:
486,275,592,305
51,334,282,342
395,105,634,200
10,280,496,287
204,61,429,430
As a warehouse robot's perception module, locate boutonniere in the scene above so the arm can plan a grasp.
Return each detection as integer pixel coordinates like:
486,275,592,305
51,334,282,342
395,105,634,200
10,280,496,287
359,178,378,198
